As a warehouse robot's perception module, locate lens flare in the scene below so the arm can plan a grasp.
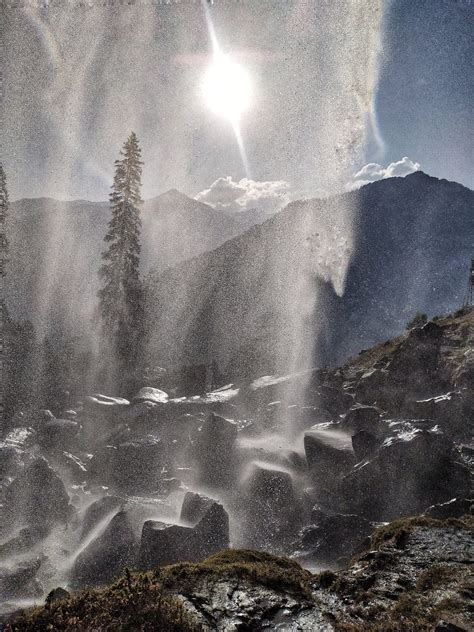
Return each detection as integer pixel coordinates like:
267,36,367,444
202,54,252,122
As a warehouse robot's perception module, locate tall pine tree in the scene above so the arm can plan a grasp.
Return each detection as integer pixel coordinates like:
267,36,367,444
98,133,144,385
0,165,9,432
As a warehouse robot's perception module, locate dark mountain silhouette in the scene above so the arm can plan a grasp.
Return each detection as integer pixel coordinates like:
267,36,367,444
145,172,474,377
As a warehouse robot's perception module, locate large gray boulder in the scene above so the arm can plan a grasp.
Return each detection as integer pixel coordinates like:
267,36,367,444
71,510,136,588
341,428,471,520
138,495,229,569
344,405,383,435
240,461,303,548
133,387,168,404
180,491,216,524
304,426,356,485
424,497,473,520
1,458,73,536
194,412,238,488
351,430,379,461
80,496,124,539
38,418,80,449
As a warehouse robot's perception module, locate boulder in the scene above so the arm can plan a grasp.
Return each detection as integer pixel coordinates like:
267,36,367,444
318,384,354,416
38,418,80,449
83,394,130,414
0,444,26,479
180,491,216,524
341,428,471,520
124,400,160,422
406,391,467,437
88,445,118,487
63,409,78,420
138,522,198,569
81,395,130,444
304,427,356,485
2,458,73,536
0,525,49,560
138,496,229,569
351,430,379,461
424,497,472,520
344,405,383,434
113,438,166,493
71,510,136,588
81,496,124,539
295,510,372,564
45,587,70,606
194,413,238,488
0,557,43,600
236,435,307,476
240,461,303,547
133,387,168,404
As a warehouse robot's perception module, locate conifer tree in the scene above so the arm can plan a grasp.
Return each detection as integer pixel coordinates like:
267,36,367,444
0,165,8,274
98,133,144,381
0,165,9,432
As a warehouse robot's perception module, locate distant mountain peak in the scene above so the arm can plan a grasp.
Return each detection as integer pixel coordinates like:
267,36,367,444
160,188,189,201
404,170,432,180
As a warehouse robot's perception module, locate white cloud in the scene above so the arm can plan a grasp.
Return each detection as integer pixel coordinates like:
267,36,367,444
351,156,421,189
195,176,291,214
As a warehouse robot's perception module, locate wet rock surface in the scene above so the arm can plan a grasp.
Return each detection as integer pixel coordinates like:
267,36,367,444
6,518,473,631
138,493,229,569
71,510,136,588
1,458,73,536
0,309,472,623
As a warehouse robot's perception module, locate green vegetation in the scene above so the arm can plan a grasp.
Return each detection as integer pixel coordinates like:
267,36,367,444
98,131,145,390
405,312,428,330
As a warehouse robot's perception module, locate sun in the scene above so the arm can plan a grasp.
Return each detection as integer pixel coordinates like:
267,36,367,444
202,54,252,122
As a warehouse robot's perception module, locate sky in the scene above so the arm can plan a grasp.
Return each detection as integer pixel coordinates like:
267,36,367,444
2,0,473,209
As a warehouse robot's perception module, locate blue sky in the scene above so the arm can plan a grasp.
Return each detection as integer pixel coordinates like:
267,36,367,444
2,0,472,205
374,0,473,188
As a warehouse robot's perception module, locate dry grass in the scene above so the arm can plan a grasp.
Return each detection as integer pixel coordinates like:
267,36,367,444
5,550,314,631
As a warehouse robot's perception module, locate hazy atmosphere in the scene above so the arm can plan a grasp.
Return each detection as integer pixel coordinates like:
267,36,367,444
1,1,473,629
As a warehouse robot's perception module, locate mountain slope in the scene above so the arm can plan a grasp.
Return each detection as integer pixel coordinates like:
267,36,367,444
145,173,474,377
6,191,265,336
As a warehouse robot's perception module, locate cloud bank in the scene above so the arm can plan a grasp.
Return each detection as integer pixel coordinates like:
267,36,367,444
350,156,421,189
196,176,291,214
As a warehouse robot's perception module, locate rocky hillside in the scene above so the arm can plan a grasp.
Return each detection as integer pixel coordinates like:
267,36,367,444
0,308,472,623
146,172,474,376
6,516,473,631
6,190,264,337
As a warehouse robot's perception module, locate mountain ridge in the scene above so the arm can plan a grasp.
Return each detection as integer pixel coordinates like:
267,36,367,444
145,172,474,377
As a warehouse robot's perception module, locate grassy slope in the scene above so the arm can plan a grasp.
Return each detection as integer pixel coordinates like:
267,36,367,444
7,518,473,631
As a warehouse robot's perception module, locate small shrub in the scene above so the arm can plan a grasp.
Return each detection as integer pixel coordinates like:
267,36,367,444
406,313,428,330
314,569,338,589
416,565,459,592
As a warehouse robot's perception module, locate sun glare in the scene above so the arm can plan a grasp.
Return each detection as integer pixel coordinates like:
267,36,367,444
202,54,252,122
